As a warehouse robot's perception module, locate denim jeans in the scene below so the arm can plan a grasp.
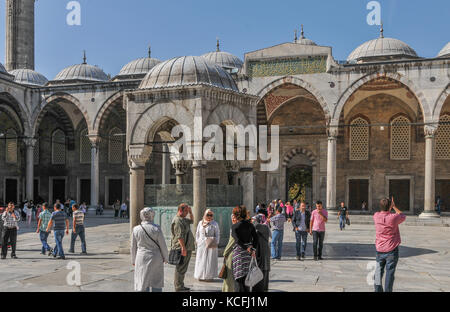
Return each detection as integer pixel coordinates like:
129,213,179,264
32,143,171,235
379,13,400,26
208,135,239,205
295,231,308,257
374,247,399,292
271,229,283,259
312,231,325,258
39,230,51,253
70,225,87,253
53,230,65,257
339,216,346,230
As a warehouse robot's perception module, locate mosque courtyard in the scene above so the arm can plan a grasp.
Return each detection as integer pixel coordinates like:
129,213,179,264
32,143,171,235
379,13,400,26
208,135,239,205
0,211,449,292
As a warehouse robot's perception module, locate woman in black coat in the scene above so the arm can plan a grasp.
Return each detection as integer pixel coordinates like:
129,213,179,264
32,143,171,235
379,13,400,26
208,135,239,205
231,205,259,292
252,214,271,292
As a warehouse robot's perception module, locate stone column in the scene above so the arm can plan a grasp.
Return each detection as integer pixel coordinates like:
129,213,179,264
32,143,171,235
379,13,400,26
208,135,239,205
192,160,207,228
326,127,338,215
89,135,101,209
129,158,147,231
225,160,240,185
24,138,36,201
174,159,189,185
162,144,171,184
240,162,254,214
419,126,440,219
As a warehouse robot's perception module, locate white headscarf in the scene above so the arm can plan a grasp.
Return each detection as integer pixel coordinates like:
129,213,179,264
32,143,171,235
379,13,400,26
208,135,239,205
140,207,155,223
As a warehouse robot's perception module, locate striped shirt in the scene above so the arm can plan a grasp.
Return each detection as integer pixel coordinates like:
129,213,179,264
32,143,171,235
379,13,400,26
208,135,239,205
2,210,21,229
72,210,85,226
50,211,68,231
38,210,52,231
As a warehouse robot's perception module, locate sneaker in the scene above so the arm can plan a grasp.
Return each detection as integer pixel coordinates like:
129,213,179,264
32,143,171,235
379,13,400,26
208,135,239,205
11,255,18,259
80,252,87,255
68,250,75,254
318,256,324,260
57,256,66,260
296,256,301,260
301,253,305,259
48,248,53,256
176,286,191,292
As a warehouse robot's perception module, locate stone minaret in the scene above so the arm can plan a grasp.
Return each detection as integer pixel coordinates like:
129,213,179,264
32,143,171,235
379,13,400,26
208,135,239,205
5,0,35,71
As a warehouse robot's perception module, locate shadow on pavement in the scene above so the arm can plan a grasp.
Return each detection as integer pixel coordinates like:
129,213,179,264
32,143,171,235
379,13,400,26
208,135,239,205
281,242,437,260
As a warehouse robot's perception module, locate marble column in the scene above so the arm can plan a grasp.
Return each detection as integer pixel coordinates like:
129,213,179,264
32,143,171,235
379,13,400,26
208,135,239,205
192,160,207,228
174,159,189,185
89,136,101,209
24,138,36,201
419,126,440,219
326,127,338,214
129,159,146,231
240,164,254,214
162,144,171,184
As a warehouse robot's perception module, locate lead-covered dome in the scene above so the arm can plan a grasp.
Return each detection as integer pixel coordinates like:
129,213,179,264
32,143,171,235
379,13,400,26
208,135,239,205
294,26,317,46
438,42,450,58
347,27,418,63
51,53,108,84
117,57,162,78
139,56,239,92
201,40,243,72
9,68,48,86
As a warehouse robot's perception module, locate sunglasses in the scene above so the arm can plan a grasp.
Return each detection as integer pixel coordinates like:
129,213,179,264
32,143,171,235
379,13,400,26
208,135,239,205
206,214,213,217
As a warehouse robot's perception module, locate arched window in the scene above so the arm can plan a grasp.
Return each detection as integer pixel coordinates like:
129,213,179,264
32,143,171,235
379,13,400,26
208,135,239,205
5,129,18,164
52,129,66,165
436,114,450,160
109,127,123,164
349,117,369,160
390,116,411,160
80,128,91,164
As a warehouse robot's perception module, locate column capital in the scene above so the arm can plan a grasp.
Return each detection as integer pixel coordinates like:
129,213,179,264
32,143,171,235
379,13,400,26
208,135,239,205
224,160,240,173
173,159,191,174
24,137,37,148
327,126,339,139
424,125,438,138
192,160,207,169
88,134,102,147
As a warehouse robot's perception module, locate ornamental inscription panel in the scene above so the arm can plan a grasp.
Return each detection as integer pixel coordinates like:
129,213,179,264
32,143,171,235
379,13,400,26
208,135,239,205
248,56,327,77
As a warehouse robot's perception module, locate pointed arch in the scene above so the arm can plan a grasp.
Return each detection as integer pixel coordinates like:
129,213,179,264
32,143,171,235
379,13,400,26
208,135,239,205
93,91,124,133
334,72,431,123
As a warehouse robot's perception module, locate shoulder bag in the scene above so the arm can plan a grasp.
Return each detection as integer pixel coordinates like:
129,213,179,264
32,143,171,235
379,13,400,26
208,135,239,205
245,256,264,290
204,225,218,249
169,221,188,266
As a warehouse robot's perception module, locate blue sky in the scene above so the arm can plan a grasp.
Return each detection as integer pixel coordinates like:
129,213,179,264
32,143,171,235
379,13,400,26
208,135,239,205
0,0,449,79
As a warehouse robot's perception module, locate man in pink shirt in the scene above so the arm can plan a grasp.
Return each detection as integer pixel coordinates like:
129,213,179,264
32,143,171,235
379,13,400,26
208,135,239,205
309,201,328,261
373,197,406,292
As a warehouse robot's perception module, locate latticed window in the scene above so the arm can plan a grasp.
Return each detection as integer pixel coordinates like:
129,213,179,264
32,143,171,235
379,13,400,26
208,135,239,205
34,139,39,165
80,128,91,164
436,114,450,160
350,117,369,160
109,128,123,164
5,129,18,164
52,129,66,165
390,116,411,160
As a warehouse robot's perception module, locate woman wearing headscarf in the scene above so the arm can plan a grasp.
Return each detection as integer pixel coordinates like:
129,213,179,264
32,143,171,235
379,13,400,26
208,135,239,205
131,207,169,292
194,209,220,281
222,213,238,292
252,214,271,292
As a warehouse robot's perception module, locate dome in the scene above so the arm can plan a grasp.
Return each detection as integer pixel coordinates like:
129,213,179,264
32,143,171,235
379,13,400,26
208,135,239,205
53,53,108,83
117,57,162,78
437,42,450,57
347,28,418,62
139,56,239,92
201,40,243,71
294,26,317,46
201,51,243,71
9,68,48,86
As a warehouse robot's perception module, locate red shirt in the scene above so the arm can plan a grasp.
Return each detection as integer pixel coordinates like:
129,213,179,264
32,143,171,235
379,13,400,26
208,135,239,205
373,211,406,253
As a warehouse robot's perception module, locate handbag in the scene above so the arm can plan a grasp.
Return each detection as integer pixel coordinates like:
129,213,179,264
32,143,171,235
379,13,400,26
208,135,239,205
218,260,227,279
245,256,264,290
346,217,351,226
